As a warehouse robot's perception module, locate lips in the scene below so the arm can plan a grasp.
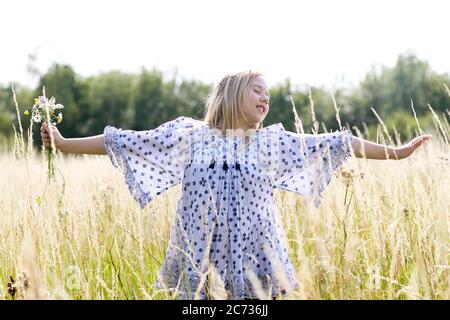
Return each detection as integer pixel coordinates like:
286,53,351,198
256,105,266,113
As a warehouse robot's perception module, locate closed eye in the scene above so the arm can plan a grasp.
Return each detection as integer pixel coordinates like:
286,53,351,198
254,90,270,103
253,85,270,99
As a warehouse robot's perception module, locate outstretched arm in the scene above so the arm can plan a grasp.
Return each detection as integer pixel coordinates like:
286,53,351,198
41,122,106,155
60,135,106,155
351,135,432,160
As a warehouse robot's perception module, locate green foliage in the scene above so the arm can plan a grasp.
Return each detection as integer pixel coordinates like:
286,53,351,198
0,83,34,151
383,111,434,143
343,53,450,131
175,79,212,119
1,83,34,133
264,79,294,129
0,86,16,136
28,64,93,150
0,53,449,146
84,71,137,133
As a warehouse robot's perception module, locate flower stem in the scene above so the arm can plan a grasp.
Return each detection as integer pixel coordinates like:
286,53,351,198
47,146,54,180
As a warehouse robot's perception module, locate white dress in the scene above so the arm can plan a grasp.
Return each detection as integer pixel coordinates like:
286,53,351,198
103,116,354,299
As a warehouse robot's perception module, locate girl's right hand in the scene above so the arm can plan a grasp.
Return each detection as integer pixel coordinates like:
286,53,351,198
40,122,65,150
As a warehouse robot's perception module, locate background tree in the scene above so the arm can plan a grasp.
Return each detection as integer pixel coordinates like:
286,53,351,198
83,70,136,134
35,64,89,141
1,53,449,149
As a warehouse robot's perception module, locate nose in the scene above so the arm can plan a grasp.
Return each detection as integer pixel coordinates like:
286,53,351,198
260,94,269,103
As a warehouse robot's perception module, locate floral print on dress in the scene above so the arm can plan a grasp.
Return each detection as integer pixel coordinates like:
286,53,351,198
104,116,354,299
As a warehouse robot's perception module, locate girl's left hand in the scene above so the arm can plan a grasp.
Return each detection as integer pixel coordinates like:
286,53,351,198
398,134,433,159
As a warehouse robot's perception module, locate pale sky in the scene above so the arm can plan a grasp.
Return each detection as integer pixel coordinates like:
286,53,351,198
1,0,449,89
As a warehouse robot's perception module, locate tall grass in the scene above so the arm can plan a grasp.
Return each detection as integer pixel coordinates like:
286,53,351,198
0,90,449,300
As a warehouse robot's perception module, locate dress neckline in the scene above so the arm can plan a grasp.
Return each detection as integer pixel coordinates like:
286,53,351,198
201,122,284,141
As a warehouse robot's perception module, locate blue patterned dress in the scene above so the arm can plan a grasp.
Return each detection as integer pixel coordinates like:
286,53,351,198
103,116,354,299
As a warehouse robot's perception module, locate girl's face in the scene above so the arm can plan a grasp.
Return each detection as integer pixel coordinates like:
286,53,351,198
240,76,270,129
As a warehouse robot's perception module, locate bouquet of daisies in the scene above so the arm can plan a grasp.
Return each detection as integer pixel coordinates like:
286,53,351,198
24,95,64,179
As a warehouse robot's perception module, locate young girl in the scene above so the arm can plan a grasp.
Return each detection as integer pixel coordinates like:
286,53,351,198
40,71,432,300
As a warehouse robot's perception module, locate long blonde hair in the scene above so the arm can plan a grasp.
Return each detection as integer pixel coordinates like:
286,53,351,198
204,70,263,134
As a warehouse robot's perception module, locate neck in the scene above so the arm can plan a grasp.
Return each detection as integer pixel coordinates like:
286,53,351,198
230,120,259,132
213,120,260,136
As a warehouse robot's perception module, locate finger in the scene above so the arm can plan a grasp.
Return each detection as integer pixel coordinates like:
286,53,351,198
416,135,430,142
417,136,432,143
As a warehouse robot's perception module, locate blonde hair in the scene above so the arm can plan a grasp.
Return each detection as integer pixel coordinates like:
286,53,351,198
204,70,263,134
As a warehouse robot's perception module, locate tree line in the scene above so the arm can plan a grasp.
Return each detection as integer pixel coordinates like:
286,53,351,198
1,53,449,150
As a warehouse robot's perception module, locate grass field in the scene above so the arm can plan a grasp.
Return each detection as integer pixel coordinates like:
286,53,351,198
1,109,449,300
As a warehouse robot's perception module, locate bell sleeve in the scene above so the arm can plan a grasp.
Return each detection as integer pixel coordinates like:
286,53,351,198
272,126,354,207
103,116,199,209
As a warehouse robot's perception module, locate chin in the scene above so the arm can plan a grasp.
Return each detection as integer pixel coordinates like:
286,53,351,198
250,116,264,126
243,113,266,129
258,113,267,122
